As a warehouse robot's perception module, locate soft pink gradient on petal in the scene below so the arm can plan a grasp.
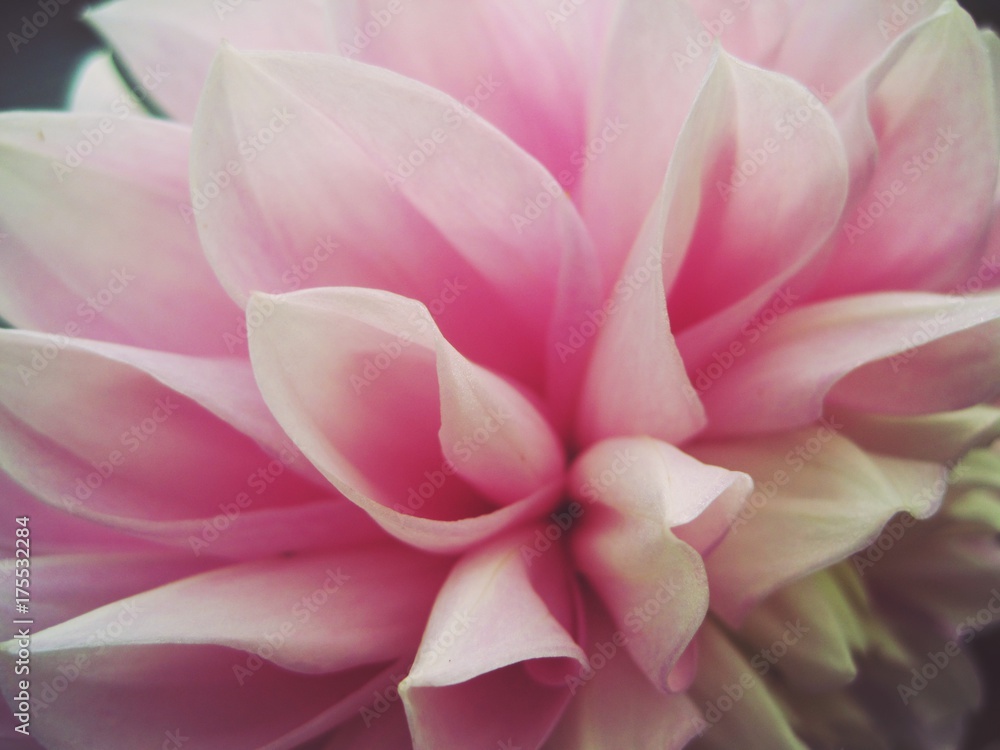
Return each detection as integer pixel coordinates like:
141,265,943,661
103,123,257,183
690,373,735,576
0,114,239,356
698,292,1000,437
576,0,709,278
544,587,702,750
811,4,998,298
569,438,750,691
84,0,330,121
401,529,586,750
1,545,448,750
191,48,601,397
663,53,848,356
574,200,706,447
331,0,589,181
247,288,565,552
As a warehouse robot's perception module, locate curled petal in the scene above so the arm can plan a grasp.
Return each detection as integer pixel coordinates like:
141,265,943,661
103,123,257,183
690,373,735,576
569,438,750,691
401,529,586,750
690,430,945,624
247,288,565,553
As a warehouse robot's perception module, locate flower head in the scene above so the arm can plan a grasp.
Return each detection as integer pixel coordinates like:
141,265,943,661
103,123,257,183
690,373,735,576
1,1,999,748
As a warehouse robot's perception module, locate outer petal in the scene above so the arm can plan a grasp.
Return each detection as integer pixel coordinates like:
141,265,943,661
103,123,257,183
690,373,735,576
248,288,564,553
543,588,701,750
698,292,1000,437
688,0,792,65
0,330,378,558
576,0,711,278
331,0,588,181
573,196,706,447
84,0,330,121
191,47,600,399
814,2,999,297
0,553,212,632
400,529,586,750
0,114,239,355
770,0,946,95
1,545,449,750
568,438,751,691
660,52,848,359
690,430,945,624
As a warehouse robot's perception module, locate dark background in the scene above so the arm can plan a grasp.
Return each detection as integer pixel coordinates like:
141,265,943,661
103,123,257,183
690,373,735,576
0,0,998,748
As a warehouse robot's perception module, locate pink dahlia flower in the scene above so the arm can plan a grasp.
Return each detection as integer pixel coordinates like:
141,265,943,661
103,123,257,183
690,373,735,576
1,0,1000,748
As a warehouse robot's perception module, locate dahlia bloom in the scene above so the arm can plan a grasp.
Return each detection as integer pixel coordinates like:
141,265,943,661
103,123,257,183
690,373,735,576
1,0,999,748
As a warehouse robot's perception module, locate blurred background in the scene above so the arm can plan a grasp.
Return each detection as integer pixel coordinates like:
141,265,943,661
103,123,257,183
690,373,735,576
0,1,998,749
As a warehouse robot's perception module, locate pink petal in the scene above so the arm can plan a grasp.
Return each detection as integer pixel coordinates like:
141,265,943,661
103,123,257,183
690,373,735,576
812,4,998,297
699,292,1000,437
191,47,600,396
248,288,565,553
84,0,330,121
0,471,153,556
574,201,706,446
770,0,946,96
0,331,377,558
2,545,448,750
688,0,792,64
576,0,710,279
0,114,240,355
689,430,945,624
321,702,413,750
543,588,701,750
662,52,848,361
569,438,749,691
0,553,213,632
401,529,586,750
331,0,588,181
